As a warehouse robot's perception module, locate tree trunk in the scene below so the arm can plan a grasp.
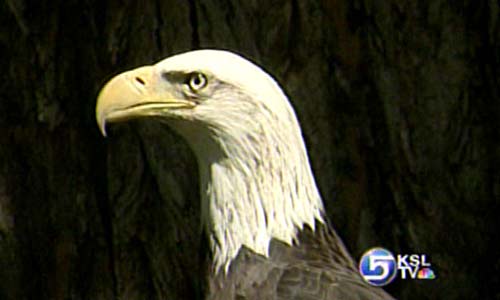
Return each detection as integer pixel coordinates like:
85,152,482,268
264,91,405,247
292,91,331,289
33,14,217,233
1,1,498,299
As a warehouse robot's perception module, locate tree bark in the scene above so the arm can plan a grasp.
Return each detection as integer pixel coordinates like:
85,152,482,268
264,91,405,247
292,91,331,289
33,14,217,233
0,1,498,299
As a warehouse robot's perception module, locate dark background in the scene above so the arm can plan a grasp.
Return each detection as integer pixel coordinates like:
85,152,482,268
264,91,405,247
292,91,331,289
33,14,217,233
0,1,498,299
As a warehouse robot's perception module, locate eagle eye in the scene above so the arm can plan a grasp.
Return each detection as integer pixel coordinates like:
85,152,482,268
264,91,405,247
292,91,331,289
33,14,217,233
187,72,207,92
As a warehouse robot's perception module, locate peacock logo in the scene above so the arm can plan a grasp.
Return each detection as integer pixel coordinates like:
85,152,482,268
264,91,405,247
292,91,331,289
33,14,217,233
417,267,436,279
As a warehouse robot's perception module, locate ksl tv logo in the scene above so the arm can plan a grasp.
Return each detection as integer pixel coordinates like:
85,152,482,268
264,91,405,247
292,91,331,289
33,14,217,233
358,247,436,286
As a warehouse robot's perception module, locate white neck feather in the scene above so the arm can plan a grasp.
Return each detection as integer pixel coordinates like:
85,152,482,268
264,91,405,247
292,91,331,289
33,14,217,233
205,147,324,274
179,100,325,274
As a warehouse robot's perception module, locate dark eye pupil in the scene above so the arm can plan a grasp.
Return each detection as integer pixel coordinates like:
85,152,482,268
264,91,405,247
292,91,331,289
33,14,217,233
193,76,200,85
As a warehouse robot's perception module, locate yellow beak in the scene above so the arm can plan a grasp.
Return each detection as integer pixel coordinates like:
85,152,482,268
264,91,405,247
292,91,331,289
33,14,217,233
95,65,195,136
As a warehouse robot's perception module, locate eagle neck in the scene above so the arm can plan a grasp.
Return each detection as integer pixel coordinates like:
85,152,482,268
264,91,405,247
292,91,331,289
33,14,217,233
197,116,325,274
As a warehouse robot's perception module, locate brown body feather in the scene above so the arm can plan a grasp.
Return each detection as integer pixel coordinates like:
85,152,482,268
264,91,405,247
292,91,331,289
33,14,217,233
208,222,394,300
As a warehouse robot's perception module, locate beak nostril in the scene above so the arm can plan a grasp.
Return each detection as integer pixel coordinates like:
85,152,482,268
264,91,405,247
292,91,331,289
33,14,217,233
135,77,146,85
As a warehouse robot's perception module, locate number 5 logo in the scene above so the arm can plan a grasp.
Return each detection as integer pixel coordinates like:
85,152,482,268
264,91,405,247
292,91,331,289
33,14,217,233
359,248,397,286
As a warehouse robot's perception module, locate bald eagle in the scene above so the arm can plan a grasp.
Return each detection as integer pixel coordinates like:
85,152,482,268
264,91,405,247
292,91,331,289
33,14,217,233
96,50,394,300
